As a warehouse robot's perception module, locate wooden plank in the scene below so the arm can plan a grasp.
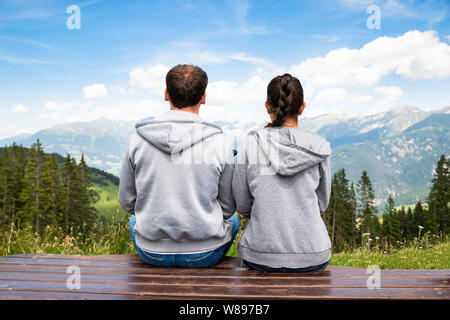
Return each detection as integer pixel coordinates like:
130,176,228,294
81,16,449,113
0,271,448,288
7,254,450,273
0,280,447,299
0,290,156,300
1,254,448,300
6,254,143,262
0,256,241,270
1,259,448,279
4,254,450,271
0,265,450,282
3,254,243,268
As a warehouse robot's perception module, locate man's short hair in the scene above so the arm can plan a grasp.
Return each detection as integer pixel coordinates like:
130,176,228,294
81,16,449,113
166,64,208,108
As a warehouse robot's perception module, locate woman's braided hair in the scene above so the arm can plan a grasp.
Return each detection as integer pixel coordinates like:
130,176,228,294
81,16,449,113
266,73,304,127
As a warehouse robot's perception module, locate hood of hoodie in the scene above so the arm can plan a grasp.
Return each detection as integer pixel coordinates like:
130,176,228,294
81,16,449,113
135,110,223,154
249,126,331,176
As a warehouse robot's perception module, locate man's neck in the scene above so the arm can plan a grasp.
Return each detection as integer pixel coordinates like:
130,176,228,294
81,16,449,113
170,105,200,115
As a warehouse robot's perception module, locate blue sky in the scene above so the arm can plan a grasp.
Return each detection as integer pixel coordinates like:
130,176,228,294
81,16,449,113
0,0,449,138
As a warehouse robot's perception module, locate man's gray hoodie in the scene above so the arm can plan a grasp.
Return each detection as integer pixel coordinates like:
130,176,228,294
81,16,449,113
232,126,332,268
118,110,236,254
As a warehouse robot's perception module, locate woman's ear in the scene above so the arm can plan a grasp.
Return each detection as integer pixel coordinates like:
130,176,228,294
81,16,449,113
265,102,271,114
299,102,306,116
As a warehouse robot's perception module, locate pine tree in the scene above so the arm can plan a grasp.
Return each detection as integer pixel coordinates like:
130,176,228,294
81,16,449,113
397,206,408,240
18,140,45,231
382,195,394,244
349,182,359,245
77,154,98,232
62,154,98,234
0,147,14,225
40,154,64,228
63,154,76,233
406,207,415,240
9,143,26,225
357,170,380,238
413,201,426,237
323,169,359,251
427,155,449,234
382,195,402,245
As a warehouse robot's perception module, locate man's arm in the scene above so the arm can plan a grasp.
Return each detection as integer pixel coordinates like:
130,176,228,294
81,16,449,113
217,147,236,219
118,149,137,215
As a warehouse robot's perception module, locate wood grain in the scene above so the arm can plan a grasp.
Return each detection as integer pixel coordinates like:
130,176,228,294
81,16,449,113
0,254,448,300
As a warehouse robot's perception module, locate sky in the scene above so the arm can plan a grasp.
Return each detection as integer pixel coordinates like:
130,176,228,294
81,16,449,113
0,0,449,139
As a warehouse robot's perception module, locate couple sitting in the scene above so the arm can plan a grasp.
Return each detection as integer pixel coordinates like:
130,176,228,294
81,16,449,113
118,64,331,272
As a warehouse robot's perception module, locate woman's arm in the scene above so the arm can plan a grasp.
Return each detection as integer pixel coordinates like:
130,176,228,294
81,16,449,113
232,141,253,218
316,155,331,214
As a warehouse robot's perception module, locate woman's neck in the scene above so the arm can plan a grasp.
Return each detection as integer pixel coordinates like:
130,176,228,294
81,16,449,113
281,116,299,128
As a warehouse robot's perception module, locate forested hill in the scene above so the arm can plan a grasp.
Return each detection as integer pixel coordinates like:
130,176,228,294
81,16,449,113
0,142,125,232
0,145,119,187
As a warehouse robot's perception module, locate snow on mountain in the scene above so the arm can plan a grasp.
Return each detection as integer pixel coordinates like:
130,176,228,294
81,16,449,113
1,106,448,206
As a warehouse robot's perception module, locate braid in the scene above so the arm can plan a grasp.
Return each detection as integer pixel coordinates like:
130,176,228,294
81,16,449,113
266,73,302,128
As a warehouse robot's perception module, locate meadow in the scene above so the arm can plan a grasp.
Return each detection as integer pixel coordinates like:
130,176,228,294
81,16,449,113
1,211,448,270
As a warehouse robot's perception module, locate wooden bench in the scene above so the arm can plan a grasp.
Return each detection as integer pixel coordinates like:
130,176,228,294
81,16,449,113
0,254,448,300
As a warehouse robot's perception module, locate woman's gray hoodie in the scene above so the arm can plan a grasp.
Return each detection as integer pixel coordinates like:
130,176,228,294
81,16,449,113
232,126,332,268
118,110,236,254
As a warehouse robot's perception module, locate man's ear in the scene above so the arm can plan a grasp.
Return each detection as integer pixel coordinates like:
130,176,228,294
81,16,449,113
164,89,170,101
265,102,271,114
200,91,207,105
299,102,306,116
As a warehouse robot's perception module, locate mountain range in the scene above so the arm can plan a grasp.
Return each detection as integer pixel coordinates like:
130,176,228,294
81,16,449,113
2,105,449,208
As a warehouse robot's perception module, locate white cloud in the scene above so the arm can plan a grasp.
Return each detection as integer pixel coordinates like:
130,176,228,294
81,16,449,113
310,88,348,106
0,125,31,140
38,99,166,124
341,0,447,25
129,64,169,95
341,0,376,7
350,95,374,104
375,86,403,97
207,75,266,107
227,52,273,67
157,41,273,67
11,104,29,113
38,101,77,121
373,86,403,112
290,30,450,89
26,30,450,127
110,85,127,95
83,83,108,99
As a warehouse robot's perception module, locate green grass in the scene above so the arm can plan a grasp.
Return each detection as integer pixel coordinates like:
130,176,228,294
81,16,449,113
226,238,450,269
226,216,450,269
0,213,134,257
330,239,449,269
2,212,448,269
91,180,128,223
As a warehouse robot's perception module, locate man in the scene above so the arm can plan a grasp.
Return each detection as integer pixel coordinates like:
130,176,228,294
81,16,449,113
118,64,239,267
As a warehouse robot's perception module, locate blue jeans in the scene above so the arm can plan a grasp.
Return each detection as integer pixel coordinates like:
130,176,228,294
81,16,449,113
129,214,240,268
243,260,330,272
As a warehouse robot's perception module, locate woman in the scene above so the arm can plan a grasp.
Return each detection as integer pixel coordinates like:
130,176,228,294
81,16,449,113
232,73,332,272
